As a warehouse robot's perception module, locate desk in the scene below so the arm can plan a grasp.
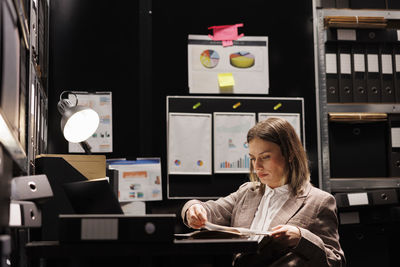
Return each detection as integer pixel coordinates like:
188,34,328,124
25,239,258,267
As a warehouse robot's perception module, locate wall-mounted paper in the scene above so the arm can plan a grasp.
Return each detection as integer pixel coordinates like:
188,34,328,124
214,112,256,173
258,113,302,144
68,92,113,153
168,113,212,175
188,35,269,94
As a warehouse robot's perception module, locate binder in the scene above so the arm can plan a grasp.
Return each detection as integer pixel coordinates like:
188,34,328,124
394,44,400,103
338,44,353,102
389,115,400,177
356,29,396,43
366,44,381,103
380,44,395,103
352,44,368,102
325,43,339,103
329,120,388,178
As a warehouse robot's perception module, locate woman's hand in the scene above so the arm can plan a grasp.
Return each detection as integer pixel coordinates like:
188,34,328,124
186,204,208,229
270,225,301,248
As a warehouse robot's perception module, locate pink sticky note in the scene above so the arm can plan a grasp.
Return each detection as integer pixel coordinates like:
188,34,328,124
208,23,244,47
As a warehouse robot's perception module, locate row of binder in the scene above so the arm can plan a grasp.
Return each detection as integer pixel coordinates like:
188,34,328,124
325,42,400,103
327,28,399,43
329,113,400,178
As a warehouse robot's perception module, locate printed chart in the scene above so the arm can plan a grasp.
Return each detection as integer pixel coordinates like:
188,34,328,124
200,49,220,68
214,112,256,173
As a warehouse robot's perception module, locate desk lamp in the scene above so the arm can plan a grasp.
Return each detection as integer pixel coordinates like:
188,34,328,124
57,91,99,154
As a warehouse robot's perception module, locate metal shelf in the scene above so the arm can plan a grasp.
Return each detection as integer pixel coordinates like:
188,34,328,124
330,178,400,192
321,9,400,19
313,7,400,192
328,103,400,113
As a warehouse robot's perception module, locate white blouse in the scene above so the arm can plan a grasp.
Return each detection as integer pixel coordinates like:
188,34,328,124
250,184,290,242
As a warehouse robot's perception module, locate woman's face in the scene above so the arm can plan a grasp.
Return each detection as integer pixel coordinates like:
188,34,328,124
248,137,287,188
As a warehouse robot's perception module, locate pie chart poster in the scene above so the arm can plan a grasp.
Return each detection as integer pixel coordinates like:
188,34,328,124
188,35,269,94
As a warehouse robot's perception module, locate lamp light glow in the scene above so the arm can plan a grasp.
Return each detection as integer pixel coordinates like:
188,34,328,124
62,108,99,143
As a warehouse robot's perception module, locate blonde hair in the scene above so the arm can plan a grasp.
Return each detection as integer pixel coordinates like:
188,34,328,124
247,117,310,195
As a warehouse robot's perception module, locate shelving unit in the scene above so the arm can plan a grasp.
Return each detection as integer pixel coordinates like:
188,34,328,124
27,0,49,174
313,8,400,193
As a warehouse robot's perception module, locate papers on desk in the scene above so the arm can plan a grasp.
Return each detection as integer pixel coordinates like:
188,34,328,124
175,222,271,240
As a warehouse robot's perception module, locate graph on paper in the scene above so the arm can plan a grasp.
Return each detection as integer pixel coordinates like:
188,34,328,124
218,154,250,169
214,112,256,173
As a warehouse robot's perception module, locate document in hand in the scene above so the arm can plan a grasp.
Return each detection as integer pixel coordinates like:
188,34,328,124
175,222,271,239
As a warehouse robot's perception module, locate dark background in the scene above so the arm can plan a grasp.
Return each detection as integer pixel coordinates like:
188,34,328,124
47,0,316,214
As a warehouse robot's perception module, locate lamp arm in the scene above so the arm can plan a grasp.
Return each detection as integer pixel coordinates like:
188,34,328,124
79,141,92,155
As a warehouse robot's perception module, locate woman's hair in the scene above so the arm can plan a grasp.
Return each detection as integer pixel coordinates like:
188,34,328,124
247,117,310,195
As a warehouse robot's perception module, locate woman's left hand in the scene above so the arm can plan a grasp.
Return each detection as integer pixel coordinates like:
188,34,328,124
270,224,301,248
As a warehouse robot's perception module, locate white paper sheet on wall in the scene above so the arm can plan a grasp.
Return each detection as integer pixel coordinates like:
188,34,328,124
188,35,269,94
168,113,212,175
68,92,113,153
258,113,302,144
214,112,256,173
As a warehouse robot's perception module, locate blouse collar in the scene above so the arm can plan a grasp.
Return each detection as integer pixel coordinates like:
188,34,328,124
264,183,290,196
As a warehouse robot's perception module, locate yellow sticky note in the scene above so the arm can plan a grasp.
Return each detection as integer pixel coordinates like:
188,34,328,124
218,73,235,88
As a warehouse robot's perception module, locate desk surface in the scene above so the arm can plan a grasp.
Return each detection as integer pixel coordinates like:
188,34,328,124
26,239,258,259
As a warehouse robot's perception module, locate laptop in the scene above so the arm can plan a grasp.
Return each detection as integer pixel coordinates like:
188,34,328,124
62,179,123,214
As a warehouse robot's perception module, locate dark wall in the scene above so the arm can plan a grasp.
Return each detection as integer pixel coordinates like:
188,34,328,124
48,0,316,215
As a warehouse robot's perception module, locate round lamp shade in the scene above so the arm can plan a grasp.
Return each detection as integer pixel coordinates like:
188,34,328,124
60,105,99,143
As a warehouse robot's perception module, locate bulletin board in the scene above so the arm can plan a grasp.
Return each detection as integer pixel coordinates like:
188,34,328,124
167,96,305,199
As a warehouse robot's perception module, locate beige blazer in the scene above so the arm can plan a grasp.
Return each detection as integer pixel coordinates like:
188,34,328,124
181,182,345,267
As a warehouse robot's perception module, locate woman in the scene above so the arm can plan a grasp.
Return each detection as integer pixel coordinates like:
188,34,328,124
181,117,345,266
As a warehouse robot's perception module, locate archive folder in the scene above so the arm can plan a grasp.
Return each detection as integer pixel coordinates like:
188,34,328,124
389,115,400,177
394,44,400,103
352,44,368,102
356,29,396,43
326,43,339,103
338,44,353,102
366,44,381,103
380,44,395,103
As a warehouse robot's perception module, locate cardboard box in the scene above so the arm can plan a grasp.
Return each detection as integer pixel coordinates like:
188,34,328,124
36,154,106,180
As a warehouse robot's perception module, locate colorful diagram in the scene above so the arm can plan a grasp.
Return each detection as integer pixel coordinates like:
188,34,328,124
200,49,220,68
230,51,255,68
197,160,203,166
174,159,181,166
219,154,250,169
228,138,236,148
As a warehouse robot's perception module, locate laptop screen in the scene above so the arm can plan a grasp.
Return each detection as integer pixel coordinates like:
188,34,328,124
62,179,123,214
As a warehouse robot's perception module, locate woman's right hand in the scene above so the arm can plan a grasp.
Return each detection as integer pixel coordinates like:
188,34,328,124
186,204,208,229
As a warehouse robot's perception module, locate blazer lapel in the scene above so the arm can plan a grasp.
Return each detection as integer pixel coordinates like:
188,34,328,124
236,184,263,228
268,182,312,230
